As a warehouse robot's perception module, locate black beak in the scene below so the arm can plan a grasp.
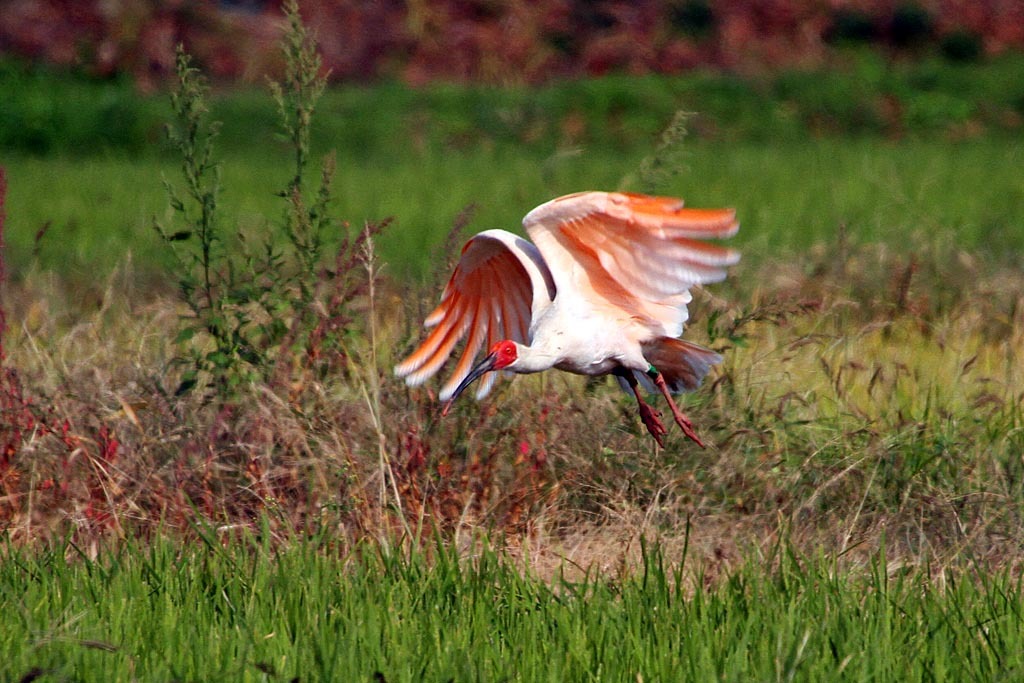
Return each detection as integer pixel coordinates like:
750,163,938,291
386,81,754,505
441,352,498,416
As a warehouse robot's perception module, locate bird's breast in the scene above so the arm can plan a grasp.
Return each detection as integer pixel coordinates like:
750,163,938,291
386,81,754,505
531,304,646,377
554,356,621,376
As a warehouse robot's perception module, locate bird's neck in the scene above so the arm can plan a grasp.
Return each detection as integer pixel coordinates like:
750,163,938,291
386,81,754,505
512,341,561,374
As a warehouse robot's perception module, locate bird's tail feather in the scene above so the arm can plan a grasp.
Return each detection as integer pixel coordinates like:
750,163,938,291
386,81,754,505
640,337,722,393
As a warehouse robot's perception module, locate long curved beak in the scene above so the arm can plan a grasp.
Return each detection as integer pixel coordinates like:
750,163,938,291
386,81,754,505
441,352,498,416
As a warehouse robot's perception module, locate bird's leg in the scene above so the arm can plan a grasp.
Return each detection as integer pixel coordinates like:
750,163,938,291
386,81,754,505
647,366,706,448
614,368,667,447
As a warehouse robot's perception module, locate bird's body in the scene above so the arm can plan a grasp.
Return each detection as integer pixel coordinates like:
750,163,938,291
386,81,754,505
395,191,739,446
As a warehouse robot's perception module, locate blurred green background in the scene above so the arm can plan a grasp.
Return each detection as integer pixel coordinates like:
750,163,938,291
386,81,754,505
2,2,1023,284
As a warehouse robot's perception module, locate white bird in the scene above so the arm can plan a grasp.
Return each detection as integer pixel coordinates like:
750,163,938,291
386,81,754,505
394,191,739,447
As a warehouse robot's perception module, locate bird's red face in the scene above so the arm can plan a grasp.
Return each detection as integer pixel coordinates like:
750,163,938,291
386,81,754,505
489,339,519,370
441,340,518,415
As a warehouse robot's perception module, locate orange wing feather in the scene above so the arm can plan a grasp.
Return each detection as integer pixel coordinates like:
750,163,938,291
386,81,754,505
395,230,550,401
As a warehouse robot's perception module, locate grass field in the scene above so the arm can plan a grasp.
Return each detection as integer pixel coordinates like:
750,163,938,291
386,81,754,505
6,137,1023,282
4,50,1024,280
2,48,1024,681
5,535,1023,681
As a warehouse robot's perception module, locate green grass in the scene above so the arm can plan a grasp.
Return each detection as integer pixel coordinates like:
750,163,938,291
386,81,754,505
4,50,1024,155
3,50,1024,282
6,137,1023,283
4,535,1022,682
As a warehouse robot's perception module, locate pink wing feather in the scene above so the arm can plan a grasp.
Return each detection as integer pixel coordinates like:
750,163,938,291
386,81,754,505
522,191,739,339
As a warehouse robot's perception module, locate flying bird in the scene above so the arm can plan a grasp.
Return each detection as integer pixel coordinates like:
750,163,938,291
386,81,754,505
394,191,739,447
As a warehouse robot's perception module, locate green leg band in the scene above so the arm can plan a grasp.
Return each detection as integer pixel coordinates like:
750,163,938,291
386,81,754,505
646,364,659,378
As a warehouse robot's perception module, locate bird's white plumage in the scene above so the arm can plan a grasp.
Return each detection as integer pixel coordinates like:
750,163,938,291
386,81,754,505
395,191,739,401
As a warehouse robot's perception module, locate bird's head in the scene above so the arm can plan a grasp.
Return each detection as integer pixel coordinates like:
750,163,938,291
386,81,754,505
489,339,520,370
441,340,520,415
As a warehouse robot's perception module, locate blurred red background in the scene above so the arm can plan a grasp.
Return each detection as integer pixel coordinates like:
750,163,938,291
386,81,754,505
2,0,1022,89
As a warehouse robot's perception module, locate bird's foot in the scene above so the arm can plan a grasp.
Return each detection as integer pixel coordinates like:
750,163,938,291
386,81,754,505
649,370,708,449
636,399,668,448
667,404,705,449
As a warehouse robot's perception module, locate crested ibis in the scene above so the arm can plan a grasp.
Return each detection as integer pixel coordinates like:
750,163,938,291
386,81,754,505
394,191,739,447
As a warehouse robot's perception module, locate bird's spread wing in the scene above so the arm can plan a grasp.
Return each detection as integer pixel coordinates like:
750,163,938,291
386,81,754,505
522,191,739,338
395,229,555,401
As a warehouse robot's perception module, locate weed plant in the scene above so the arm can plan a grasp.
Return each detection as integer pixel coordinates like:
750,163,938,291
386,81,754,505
155,1,383,397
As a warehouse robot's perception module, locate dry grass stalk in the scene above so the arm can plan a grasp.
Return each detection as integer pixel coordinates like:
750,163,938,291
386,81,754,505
1,222,1021,583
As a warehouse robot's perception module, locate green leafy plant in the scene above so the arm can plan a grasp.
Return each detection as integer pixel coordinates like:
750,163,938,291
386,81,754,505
156,0,384,398
631,109,693,194
270,1,332,284
155,46,240,395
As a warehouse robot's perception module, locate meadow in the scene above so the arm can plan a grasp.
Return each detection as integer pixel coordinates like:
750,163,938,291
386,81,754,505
6,137,1024,282
4,49,1024,279
2,42,1024,680
4,534,1023,681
